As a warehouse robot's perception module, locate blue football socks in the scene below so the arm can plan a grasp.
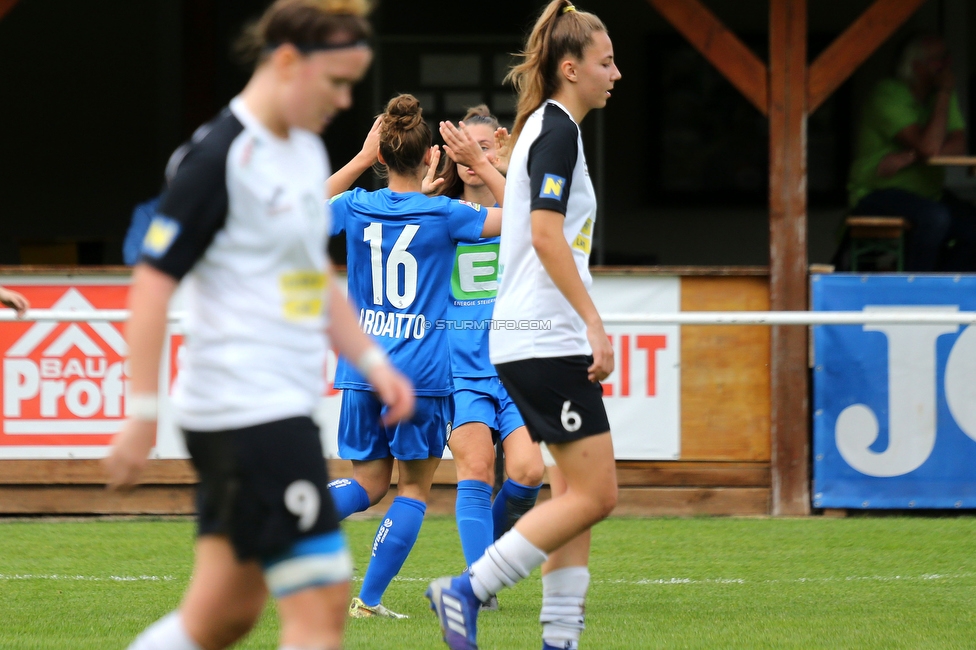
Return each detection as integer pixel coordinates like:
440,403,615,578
455,480,494,567
491,478,541,540
326,477,371,521
359,496,427,606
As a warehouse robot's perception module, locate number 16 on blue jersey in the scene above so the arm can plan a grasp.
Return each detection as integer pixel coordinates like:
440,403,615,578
329,187,488,395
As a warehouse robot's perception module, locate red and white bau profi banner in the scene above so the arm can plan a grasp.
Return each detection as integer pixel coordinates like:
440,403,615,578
0,280,131,457
0,276,680,460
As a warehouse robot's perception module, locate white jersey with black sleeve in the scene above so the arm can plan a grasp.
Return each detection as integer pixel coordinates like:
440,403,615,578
141,97,333,432
490,100,597,364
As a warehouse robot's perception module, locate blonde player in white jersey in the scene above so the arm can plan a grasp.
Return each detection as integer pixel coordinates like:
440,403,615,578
104,2,413,650
427,2,621,649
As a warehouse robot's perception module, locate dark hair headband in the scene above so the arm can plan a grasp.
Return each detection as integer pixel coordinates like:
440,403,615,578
264,39,370,55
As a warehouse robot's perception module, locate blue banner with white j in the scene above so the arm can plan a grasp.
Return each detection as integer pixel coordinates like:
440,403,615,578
812,274,976,509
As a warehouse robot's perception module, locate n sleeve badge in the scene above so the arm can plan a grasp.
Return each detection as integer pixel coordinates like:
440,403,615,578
540,174,566,200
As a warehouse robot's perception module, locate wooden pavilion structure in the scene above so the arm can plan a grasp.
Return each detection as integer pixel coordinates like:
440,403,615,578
0,0,932,517
646,0,929,515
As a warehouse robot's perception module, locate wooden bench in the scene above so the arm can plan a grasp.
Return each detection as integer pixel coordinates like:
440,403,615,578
846,216,908,272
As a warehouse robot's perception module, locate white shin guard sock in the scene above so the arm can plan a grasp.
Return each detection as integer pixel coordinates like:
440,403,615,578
127,611,202,650
540,566,591,649
469,528,548,602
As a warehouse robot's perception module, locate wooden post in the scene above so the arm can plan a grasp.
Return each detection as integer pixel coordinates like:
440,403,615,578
768,0,810,516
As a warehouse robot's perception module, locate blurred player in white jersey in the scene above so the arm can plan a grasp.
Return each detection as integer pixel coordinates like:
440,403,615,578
104,2,413,649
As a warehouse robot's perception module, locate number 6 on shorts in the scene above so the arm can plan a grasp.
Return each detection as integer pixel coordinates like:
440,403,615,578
561,400,582,432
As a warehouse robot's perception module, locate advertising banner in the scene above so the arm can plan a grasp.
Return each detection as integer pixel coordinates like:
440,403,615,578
0,274,681,461
812,274,976,509
0,279,131,458
592,275,680,460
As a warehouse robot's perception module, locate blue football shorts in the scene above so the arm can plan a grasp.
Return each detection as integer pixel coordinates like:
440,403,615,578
337,389,453,461
452,376,526,440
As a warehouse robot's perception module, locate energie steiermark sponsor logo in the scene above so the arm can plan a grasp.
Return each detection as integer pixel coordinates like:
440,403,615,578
451,243,499,301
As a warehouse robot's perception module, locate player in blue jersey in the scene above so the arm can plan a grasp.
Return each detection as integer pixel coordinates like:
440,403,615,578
324,94,505,619
435,106,545,600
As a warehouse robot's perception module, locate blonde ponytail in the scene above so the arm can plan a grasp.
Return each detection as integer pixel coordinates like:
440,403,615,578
505,0,606,141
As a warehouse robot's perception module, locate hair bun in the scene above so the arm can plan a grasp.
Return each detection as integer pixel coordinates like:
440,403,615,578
377,94,432,175
383,94,424,131
462,104,491,121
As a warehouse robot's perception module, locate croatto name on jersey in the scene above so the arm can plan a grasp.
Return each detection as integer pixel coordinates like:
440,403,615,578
358,309,430,340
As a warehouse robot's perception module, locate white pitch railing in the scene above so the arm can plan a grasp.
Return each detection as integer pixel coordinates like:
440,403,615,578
600,311,976,326
0,310,182,323
2,309,976,325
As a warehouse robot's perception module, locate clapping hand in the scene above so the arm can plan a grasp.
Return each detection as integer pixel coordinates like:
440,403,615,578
422,145,445,195
439,120,488,170
492,127,511,175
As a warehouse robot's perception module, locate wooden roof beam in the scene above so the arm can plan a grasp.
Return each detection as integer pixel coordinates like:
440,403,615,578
0,0,20,22
808,0,929,112
647,0,769,116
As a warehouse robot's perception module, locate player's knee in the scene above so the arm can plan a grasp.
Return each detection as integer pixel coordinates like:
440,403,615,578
365,485,389,506
264,530,353,601
219,608,262,646
353,478,390,505
588,482,618,521
506,456,544,487
194,599,262,649
458,456,495,484
600,482,619,518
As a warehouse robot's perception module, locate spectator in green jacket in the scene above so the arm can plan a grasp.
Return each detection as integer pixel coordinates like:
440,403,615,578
848,33,976,271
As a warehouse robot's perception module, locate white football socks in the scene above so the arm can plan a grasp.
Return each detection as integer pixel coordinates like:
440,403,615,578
127,611,202,650
469,528,548,602
540,566,590,650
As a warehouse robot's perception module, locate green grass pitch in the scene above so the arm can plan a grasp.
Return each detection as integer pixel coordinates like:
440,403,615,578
2,515,975,649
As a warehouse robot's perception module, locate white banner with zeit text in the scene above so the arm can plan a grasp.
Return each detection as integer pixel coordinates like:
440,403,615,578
590,275,680,459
